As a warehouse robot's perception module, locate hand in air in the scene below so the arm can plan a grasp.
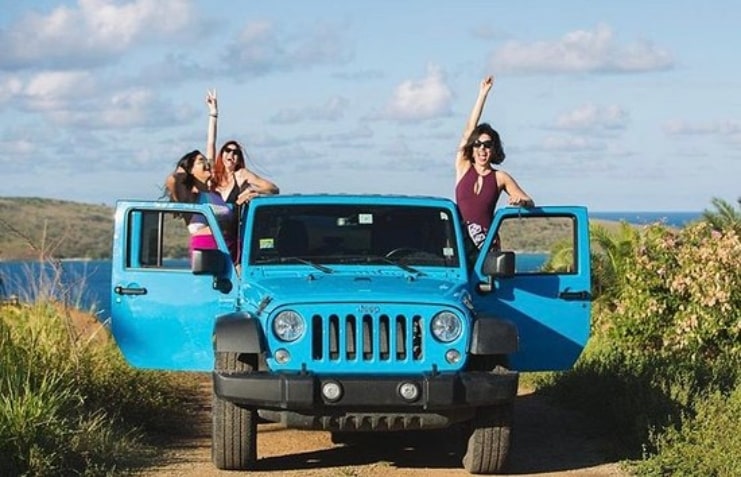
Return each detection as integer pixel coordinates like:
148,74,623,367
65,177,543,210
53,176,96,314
481,75,494,94
206,89,217,115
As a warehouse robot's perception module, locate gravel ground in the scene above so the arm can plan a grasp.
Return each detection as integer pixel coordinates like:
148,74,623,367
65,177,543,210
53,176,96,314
137,384,630,477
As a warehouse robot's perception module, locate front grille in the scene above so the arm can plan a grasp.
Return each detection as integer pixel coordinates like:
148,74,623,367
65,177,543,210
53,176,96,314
311,314,423,363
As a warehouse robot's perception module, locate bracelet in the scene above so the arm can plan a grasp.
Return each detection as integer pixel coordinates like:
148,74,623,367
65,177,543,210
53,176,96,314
209,113,218,118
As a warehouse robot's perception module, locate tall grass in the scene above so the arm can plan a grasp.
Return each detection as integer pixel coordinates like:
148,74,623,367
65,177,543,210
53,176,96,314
0,274,202,475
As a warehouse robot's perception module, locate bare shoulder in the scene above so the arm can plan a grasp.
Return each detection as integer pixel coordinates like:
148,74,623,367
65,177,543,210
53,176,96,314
456,160,471,183
234,168,253,183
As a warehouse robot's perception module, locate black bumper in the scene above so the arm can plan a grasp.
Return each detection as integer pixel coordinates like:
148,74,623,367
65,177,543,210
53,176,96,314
213,370,518,412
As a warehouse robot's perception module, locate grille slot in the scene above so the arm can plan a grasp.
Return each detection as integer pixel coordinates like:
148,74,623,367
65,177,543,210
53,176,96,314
312,314,422,362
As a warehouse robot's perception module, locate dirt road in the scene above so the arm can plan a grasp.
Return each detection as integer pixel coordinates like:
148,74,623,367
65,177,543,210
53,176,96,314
139,384,629,477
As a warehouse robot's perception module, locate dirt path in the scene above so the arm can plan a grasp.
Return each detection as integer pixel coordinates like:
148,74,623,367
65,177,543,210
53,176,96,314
138,383,629,477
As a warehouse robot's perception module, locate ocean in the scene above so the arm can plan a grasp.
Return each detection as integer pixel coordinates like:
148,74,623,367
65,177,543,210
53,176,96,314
0,211,703,322
589,211,702,228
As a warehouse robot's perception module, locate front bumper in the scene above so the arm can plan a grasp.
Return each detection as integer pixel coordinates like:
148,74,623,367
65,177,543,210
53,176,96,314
213,370,518,412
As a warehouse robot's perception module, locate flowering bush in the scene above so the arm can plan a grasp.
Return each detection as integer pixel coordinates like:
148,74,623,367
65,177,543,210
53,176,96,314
605,221,741,364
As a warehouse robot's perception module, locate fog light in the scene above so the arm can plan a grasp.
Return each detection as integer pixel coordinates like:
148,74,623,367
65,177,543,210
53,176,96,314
445,349,461,364
322,381,343,402
398,382,420,402
274,348,290,364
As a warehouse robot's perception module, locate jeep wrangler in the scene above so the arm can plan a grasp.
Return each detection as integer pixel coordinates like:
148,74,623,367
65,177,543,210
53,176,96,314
111,194,591,474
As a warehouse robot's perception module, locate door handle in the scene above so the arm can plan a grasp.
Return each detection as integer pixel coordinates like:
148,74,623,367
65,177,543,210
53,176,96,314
114,285,147,296
558,290,590,300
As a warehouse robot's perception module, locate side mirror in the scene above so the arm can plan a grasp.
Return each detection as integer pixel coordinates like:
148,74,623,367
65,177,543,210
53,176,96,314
478,250,515,293
482,250,515,277
192,249,227,276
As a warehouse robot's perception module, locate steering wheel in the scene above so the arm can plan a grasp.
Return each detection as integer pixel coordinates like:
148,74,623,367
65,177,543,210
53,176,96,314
384,247,425,259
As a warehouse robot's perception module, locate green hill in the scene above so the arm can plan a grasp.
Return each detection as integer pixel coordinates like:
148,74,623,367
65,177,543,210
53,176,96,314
0,197,115,260
1,196,624,262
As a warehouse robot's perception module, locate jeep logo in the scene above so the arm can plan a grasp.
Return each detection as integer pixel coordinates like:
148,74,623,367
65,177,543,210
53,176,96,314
358,304,380,314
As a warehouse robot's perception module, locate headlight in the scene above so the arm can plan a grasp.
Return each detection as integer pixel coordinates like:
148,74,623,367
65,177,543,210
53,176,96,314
431,311,462,342
273,310,305,342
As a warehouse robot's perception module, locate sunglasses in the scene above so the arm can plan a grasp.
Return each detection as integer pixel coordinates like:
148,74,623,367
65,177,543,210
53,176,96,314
223,147,241,155
473,140,494,149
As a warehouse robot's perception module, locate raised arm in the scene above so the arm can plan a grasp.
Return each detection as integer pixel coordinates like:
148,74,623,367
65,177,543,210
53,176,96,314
456,76,494,177
167,171,193,203
206,89,218,162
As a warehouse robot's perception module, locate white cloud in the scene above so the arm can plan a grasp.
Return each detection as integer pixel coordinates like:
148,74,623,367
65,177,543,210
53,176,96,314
540,135,606,152
664,119,741,148
0,76,24,103
0,0,198,70
378,64,453,121
225,20,351,75
269,96,350,124
489,24,673,74
23,71,99,111
553,104,628,131
14,71,188,129
664,119,741,136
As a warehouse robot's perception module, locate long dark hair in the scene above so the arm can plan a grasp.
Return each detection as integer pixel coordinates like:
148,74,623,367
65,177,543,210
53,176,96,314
168,150,208,202
463,123,505,165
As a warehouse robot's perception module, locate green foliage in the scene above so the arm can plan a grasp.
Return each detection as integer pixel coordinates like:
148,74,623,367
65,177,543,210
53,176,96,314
588,221,639,305
606,221,741,363
538,209,741,475
0,301,201,476
702,196,741,234
632,383,741,477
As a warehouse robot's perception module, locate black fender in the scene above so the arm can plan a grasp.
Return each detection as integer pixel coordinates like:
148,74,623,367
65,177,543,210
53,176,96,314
469,317,518,355
213,312,264,354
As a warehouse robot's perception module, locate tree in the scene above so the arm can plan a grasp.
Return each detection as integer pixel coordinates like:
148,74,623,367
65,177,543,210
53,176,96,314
541,221,638,305
702,197,741,234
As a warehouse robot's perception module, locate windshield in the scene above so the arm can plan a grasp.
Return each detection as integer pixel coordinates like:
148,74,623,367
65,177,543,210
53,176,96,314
248,204,460,268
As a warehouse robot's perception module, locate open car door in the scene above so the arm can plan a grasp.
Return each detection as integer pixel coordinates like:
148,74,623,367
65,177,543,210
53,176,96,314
471,206,592,371
110,201,239,371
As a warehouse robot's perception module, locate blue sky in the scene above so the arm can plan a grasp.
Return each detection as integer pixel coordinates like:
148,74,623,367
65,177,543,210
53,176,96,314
1,1,739,212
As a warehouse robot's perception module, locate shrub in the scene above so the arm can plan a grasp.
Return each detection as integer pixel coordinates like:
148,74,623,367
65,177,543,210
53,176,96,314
0,301,200,476
538,217,741,473
632,383,741,477
605,222,741,364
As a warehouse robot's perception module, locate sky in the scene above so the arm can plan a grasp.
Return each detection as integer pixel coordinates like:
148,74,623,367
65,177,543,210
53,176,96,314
1,1,739,212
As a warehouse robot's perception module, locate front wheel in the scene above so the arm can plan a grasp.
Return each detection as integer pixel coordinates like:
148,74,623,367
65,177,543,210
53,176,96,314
212,352,257,470
461,403,513,474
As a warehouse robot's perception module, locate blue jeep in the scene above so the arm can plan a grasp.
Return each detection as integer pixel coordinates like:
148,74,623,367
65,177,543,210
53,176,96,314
111,194,591,474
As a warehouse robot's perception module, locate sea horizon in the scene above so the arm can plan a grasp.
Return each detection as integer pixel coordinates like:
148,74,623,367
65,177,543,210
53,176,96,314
588,210,702,228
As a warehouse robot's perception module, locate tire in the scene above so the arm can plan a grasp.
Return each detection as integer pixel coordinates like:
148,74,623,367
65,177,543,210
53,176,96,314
212,352,257,470
461,403,513,474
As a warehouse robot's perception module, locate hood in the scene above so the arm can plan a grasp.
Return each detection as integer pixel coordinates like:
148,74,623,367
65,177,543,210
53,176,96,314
242,270,468,311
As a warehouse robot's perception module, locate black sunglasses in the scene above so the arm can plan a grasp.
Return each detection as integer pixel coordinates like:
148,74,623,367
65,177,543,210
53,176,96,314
223,147,241,155
473,140,494,149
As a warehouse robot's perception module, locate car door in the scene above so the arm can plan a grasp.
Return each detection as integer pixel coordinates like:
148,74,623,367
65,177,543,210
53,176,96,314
471,206,592,371
111,201,239,371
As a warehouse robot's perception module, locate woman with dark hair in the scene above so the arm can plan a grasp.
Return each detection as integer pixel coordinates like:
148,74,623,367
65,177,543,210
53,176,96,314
167,150,227,256
206,90,279,204
205,90,279,262
166,91,279,262
455,75,534,249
